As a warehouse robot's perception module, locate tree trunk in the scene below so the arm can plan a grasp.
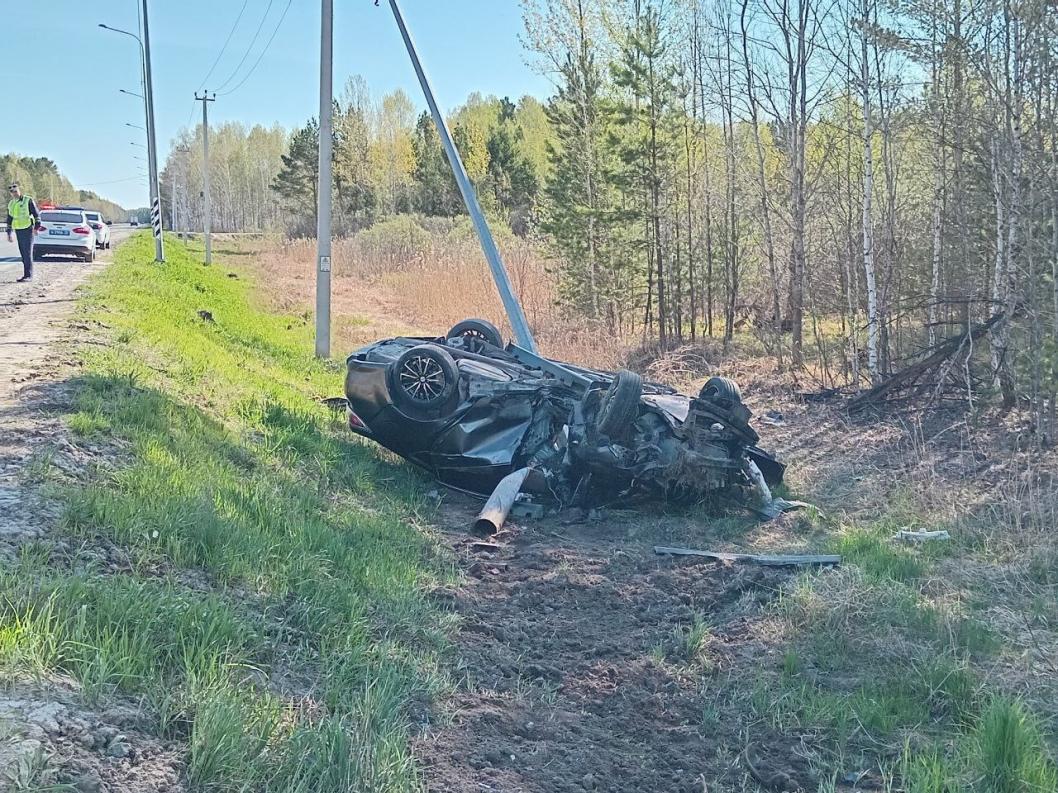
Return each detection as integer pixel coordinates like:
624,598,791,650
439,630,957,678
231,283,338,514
860,0,881,384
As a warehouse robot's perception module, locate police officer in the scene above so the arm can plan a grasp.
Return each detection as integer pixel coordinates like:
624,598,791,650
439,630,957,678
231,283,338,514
6,183,41,282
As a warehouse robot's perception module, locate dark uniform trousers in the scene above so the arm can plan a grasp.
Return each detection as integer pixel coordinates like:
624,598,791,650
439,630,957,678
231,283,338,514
15,227,33,278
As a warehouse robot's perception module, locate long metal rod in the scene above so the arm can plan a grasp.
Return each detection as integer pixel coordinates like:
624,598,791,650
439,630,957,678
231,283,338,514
315,0,334,359
386,0,537,352
141,0,165,261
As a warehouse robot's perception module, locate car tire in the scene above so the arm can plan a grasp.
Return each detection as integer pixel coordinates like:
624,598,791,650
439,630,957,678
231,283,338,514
699,376,742,409
85,249,95,263
446,318,503,352
389,345,460,414
595,369,642,440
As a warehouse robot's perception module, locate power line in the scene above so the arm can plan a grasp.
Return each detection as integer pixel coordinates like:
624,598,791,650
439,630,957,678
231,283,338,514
217,0,295,97
196,0,252,91
77,176,146,187
213,0,276,92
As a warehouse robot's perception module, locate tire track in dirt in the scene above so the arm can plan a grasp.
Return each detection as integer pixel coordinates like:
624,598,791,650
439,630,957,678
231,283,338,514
417,502,802,793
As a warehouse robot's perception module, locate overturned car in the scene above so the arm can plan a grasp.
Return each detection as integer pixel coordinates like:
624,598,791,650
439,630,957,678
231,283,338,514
343,319,788,518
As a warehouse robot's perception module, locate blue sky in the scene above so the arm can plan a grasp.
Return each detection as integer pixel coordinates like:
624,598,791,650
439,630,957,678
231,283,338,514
3,1,552,208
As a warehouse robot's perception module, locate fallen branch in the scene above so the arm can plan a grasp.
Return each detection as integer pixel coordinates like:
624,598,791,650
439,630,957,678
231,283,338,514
654,546,840,567
848,312,1007,413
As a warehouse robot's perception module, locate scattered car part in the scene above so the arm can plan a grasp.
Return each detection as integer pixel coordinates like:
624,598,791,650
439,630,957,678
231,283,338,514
474,467,531,534
892,529,950,542
654,546,840,567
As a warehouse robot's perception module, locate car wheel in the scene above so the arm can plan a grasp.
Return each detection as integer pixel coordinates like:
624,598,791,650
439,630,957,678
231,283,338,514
446,318,503,352
86,249,95,263
699,376,742,409
390,345,459,413
595,369,642,440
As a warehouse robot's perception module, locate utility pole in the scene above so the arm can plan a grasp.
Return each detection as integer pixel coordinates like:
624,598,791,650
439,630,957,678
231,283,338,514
386,0,537,352
315,0,333,358
141,0,164,261
171,144,191,238
195,92,216,264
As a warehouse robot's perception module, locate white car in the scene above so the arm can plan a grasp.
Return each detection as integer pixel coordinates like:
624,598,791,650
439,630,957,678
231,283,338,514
84,211,111,249
35,209,97,262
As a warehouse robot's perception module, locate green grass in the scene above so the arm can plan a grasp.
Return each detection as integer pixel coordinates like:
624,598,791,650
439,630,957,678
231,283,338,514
897,699,1057,793
753,492,1049,790
0,234,453,791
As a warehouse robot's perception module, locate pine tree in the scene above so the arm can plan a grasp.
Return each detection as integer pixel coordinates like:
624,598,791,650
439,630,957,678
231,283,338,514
272,120,319,236
610,4,680,345
542,28,611,321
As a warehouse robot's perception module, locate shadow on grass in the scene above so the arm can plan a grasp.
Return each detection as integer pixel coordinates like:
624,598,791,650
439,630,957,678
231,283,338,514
3,370,452,792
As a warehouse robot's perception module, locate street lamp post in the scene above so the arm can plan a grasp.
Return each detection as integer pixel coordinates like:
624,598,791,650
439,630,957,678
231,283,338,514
100,12,164,262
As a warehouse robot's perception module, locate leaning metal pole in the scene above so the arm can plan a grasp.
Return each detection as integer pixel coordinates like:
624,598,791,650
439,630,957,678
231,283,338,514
386,0,538,353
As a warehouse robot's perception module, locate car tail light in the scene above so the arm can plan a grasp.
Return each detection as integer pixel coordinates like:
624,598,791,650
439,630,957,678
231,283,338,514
73,226,91,235
90,223,101,229
348,409,370,433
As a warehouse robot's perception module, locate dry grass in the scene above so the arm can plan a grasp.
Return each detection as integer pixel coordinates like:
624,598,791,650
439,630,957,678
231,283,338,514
245,218,630,370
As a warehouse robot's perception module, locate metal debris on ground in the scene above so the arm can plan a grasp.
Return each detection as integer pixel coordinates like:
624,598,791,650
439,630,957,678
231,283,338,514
654,546,841,567
892,529,951,542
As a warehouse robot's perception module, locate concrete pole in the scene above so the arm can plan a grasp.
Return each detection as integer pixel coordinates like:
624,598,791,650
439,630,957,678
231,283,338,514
315,0,333,358
141,0,165,262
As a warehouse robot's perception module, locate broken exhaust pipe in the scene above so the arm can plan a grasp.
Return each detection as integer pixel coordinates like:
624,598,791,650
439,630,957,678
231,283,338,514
474,467,531,534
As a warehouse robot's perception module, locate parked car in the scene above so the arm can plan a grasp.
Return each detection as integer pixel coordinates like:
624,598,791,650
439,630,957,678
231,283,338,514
34,209,97,262
343,319,788,516
84,211,111,249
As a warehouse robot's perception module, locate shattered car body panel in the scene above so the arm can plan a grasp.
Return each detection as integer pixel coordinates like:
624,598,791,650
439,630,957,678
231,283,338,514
343,326,786,513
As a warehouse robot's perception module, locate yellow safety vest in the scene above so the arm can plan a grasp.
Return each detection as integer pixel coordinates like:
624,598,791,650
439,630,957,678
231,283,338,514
8,196,33,230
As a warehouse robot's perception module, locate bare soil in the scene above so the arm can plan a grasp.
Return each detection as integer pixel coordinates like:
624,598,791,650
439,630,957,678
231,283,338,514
417,498,808,793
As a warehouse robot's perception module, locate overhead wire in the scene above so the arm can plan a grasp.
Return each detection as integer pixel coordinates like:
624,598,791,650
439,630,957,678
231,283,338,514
212,0,276,93
196,0,252,91
77,176,147,187
217,0,296,97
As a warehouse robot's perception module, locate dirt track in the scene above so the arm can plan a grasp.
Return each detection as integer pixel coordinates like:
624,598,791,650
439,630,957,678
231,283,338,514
414,493,820,793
